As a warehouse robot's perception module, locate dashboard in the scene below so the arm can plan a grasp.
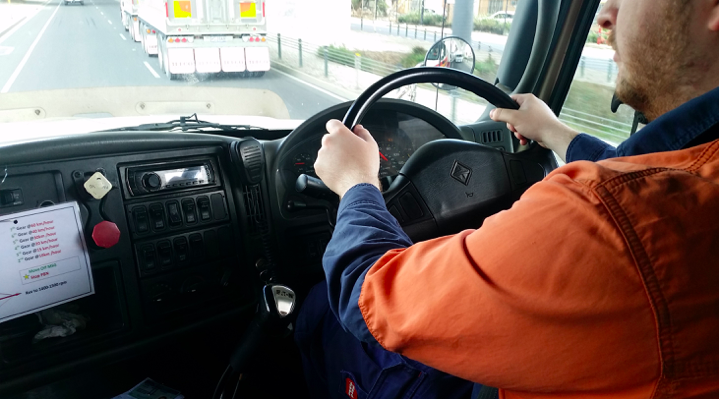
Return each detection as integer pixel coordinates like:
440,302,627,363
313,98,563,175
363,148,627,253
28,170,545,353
0,99,540,397
285,109,449,191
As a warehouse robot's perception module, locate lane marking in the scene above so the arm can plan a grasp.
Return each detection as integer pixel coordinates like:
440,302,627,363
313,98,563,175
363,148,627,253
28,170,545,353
119,33,126,40
272,68,347,101
100,11,104,15
0,0,54,45
0,46,14,56
1,0,62,93
108,19,112,24
143,61,160,78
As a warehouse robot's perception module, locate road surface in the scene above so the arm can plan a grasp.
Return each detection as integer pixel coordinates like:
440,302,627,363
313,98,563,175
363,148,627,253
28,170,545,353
0,0,343,120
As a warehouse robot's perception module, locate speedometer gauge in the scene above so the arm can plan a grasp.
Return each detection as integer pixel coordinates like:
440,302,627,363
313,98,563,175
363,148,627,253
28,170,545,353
293,153,315,176
377,137,413,178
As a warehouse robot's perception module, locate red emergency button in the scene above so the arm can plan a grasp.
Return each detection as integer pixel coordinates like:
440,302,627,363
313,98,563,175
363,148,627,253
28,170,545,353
92,221,121,248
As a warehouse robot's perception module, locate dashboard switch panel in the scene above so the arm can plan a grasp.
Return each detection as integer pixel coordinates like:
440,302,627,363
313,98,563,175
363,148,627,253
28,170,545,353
149,203,166,231
197,196,212,221
134,225,234,278
132,206,150,233
182,198,197,224
173,236,190,266
166,200,182,227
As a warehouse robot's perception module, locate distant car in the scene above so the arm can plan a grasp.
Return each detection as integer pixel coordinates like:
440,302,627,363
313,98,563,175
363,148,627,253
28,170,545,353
64,0,84,5
491,11,514,21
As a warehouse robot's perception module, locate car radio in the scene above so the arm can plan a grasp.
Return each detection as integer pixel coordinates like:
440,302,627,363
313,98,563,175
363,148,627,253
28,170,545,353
122,159,218,197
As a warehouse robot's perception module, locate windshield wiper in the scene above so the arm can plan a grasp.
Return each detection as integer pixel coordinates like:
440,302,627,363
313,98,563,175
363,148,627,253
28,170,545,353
101,113,268,133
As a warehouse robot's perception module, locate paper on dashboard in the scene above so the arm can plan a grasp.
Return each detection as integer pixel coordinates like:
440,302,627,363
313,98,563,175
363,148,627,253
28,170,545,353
0,202,94,324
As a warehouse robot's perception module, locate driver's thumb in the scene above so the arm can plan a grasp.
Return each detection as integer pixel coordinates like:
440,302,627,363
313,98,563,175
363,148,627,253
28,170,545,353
353,125,375,143
490,108,519,126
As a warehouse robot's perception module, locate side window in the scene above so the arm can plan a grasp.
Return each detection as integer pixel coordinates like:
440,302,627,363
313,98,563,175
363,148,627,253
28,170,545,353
559,23,636,146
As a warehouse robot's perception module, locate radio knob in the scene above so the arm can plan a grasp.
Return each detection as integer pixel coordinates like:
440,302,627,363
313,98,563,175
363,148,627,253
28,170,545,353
143,173,162,190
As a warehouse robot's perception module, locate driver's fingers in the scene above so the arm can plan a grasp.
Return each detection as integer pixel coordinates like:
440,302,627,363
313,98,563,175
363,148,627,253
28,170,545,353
326,119,351,136
490,108,520,126
510,93,533,106
353,124,375,143
507,123,517,133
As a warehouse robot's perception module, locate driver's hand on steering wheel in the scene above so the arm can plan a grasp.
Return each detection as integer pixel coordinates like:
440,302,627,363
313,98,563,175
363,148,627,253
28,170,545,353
490,94,579,162
315,119,382,199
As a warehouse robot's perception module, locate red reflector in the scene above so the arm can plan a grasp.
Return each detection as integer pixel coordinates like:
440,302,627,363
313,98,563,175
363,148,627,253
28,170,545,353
262,2,265,17
165,1,168,17
182,38,187,42
152,30,156,33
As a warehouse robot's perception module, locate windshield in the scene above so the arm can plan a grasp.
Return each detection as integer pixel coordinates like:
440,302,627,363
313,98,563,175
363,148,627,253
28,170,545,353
0,0,617,132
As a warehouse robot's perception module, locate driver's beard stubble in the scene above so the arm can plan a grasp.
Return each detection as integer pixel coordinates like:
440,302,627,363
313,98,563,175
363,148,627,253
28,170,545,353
609,0,699,122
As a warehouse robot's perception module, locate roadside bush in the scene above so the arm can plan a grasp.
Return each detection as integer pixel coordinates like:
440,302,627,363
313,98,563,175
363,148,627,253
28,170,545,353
473,18,511,35
401,46,427,68
474,54,499,81
398,12,446,26
352,0,388,17
586,29,609,44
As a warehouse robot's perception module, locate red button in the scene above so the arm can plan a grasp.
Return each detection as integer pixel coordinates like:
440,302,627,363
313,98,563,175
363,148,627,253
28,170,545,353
92,221,121,248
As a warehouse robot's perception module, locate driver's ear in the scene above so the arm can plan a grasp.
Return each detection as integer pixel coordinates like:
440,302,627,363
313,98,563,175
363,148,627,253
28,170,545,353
708,0,719,31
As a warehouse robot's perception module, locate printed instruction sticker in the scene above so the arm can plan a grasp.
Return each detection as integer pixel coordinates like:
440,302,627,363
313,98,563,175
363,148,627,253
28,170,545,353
0,202,94,324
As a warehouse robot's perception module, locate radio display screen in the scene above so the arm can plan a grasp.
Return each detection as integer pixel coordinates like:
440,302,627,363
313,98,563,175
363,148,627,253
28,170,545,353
159,166,209,188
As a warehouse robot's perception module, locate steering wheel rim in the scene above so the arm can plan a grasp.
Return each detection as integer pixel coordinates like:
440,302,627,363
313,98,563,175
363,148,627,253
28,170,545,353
342,67,519,130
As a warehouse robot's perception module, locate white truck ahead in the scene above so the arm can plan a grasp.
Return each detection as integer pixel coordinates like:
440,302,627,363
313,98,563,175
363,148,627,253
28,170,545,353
131,0,270,79
120,0,140,41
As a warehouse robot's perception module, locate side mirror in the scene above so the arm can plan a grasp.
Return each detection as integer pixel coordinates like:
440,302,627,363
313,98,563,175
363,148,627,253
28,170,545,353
424,36,476,90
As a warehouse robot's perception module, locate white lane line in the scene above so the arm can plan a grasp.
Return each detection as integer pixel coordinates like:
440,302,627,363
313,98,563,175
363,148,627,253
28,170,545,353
143,61,160,78
1,0,62,93
119,33,127,40
272,68,347,101
108,19,112,24
0,0,54,45
100,11,104,15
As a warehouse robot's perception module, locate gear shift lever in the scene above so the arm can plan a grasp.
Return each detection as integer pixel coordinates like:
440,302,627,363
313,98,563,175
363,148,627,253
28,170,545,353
229,284,296,372
214,284,296,399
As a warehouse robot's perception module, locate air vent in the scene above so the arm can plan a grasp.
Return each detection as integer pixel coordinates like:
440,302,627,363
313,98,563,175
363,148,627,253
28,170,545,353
231,139,265,186
242,184,266,235
481,130,503,143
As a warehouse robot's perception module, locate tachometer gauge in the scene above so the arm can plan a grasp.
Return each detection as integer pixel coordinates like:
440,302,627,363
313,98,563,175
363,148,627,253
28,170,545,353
377,137,412,178
293,152,315,176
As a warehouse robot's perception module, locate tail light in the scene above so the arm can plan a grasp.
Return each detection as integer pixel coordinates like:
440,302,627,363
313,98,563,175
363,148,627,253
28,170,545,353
168,38,174,42
261,37,266,42
249,37,254,42
165,1,168,17
146,28,151,33
152,30,156,34
181,38,187,42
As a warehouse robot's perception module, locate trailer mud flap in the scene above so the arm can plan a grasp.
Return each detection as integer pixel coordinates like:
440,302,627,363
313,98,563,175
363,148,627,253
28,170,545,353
220,47,246,72
168,48,196,74
245,47,270,72
195,48,221,73
145,34,158,55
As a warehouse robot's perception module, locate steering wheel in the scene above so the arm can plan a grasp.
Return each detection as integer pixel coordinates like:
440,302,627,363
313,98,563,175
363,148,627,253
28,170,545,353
341,67,546,241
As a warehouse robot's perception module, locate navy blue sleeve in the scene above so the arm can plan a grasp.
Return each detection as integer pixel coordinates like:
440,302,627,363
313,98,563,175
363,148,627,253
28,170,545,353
322,183,413,344
565,133,618,162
